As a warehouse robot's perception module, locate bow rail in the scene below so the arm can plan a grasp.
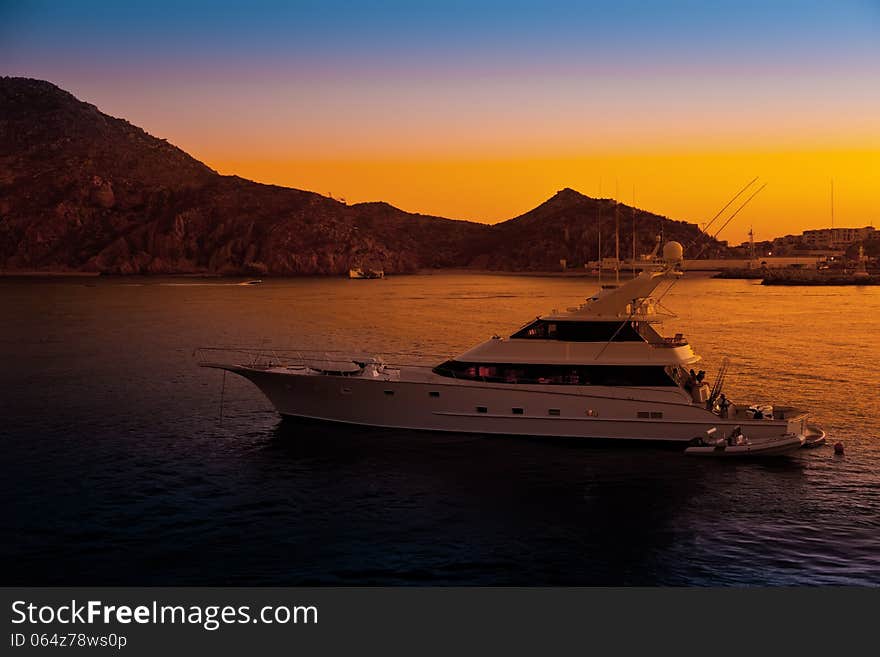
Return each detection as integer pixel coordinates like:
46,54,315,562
194,346,447,371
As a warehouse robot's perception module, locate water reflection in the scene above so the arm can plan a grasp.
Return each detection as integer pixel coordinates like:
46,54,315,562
259,418,816,584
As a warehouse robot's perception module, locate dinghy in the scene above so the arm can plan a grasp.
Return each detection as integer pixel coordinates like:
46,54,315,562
685,427,804,457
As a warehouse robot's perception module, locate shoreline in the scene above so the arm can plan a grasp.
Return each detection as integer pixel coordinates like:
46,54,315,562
0,270,101,277
1,258,824,279
1,267,726,279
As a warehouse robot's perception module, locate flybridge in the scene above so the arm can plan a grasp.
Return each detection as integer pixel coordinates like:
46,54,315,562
545,241,684,322
509,319,688,347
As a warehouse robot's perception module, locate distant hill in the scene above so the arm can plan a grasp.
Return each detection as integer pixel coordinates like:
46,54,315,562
465,187,726,271
0,77,724,274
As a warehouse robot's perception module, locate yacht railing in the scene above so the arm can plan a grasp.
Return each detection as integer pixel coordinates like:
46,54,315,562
636,327,688,347
631,321,689,348
653,334,689,347
194,346,446,372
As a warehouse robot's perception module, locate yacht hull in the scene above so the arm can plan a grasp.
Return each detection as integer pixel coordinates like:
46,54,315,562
223,366,806,443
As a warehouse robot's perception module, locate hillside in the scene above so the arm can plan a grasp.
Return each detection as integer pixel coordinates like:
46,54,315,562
467,188,724,271
0,77,723,274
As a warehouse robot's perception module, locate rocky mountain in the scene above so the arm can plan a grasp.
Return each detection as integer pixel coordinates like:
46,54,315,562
467,188,726,271
0,77,723,275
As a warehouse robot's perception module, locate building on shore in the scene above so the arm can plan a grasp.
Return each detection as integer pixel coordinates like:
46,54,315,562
801,226,875,249
735,225,875,257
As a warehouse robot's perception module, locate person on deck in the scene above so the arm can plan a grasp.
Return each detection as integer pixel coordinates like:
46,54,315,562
686,369,697,393
719,394,731,418
727,425,743,446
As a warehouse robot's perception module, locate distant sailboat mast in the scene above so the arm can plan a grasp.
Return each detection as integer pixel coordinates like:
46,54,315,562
632,186,637,277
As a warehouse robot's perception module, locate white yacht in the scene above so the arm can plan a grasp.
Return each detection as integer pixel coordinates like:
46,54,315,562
198,242,820,445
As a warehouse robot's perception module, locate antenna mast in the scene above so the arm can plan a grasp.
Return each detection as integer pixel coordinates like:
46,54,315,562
597,197,602,285
711,184,768,241
749,226,756,267
831,178,835,230
614,181,620,285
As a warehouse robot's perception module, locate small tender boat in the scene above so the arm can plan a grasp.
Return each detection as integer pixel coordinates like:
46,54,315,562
349,268,384,279
802,424,827,448
684,428,804,457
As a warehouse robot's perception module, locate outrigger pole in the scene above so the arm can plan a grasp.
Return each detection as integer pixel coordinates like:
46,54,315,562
686,176,758,254
709,183,768,242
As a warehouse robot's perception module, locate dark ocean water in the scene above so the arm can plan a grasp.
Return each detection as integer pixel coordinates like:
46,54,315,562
2,273,879,585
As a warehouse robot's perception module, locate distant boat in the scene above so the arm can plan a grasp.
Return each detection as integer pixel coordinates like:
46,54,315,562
586,258,623,276
763,256,879,285
762,274,880,286
239,279,263,285
762,247,878,285
349,268,384,279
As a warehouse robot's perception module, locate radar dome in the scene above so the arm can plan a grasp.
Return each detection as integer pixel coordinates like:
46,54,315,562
663,241,684,262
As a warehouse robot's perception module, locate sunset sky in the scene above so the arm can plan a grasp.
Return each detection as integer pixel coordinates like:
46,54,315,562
3,0,879,242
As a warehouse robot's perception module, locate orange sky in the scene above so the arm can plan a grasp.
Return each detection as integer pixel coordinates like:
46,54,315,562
206,148,879,244
4,1,879,243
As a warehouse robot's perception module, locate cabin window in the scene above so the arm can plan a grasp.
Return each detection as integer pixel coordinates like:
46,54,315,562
511,320,645,342
548,409,561,416
384,390,394,396
433,361,676,387
476,406,488,413
650,411,663,419
512,407,524,415
637,411,650,418
429,391,440,398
